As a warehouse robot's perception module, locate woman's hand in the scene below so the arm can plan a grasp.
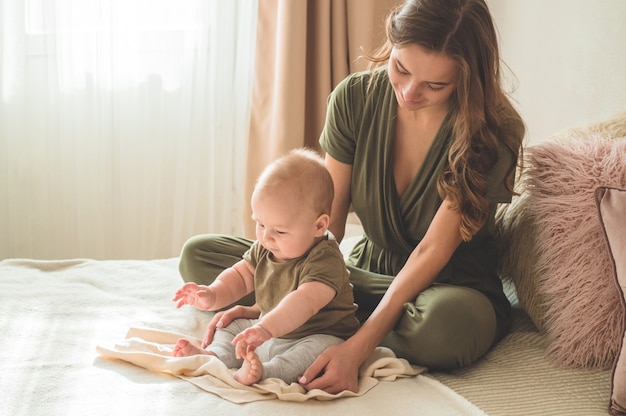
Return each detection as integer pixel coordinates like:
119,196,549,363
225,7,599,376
202,304,260,348
298,340,362,394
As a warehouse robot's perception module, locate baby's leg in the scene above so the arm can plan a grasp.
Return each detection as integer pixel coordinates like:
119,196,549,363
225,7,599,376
205,318,254,368
261,334,343,384
172,338,215,357
232,349,263,385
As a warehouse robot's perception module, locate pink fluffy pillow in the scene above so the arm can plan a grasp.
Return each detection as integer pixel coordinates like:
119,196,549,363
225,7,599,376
500,136,626,368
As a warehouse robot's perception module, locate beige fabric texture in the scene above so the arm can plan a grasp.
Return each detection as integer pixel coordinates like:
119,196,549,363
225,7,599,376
596,187,626,415
97,327,422,403
430,303,611,416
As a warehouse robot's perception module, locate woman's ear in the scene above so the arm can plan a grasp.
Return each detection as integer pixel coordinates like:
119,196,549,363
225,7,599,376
314,213,330,236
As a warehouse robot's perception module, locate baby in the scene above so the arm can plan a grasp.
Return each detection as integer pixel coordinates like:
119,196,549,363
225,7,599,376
172,148,359,385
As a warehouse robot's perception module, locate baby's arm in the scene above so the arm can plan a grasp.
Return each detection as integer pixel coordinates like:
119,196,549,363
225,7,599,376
258,282,336,336
173,259,255,311
232,282,335,355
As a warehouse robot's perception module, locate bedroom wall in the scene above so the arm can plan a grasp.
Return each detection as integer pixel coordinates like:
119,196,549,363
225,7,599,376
487,0,626,145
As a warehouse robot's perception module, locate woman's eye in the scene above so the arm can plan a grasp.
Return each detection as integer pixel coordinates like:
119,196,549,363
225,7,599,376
395,63,409,75
426,83,445,92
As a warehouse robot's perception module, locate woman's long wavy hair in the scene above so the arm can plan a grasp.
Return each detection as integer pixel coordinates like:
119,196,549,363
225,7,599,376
366,0,525,241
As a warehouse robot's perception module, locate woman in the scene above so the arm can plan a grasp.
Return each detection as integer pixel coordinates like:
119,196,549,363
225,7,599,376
179,0,525,393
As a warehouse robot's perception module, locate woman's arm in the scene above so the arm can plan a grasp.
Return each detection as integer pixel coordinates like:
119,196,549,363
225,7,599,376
325,154,352,243
300,198,464,393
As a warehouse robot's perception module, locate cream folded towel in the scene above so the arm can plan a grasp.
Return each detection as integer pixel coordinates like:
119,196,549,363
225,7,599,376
97,326,425,403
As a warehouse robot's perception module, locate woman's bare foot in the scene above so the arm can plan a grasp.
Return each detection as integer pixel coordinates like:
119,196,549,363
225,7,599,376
233,350,263,385
172,338,210,357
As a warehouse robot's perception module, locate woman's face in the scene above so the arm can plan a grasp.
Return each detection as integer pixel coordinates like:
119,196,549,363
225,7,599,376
388,44,459,113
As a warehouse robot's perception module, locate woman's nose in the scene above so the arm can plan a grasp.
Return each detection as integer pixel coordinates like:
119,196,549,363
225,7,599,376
403,82,423,99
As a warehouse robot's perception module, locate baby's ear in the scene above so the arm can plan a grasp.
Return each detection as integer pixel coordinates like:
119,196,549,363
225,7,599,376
314,213,330,236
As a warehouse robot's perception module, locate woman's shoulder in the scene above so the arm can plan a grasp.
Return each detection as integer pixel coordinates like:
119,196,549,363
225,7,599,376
333,66,389,98
326,67,390,124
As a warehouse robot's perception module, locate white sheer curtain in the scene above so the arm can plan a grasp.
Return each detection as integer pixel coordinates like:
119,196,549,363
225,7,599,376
0,0,258,260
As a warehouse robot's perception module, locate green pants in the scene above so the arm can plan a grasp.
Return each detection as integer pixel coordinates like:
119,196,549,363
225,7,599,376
178,233,497,370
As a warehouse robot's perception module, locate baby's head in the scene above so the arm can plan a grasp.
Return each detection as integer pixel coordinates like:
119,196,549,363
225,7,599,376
251,148,334,262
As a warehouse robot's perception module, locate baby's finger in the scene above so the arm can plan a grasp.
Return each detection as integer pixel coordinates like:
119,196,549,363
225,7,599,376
235,340,247,359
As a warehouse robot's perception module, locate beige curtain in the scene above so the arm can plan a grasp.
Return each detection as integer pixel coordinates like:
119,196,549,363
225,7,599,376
0,1,257,260
244,0,400,237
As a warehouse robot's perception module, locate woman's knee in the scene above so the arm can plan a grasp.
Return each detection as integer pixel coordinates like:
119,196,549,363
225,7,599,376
382,285,497,370
178,234,251,285
179,234,218,283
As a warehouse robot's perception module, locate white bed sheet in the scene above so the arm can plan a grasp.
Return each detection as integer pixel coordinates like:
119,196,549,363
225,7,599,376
0,258,486,416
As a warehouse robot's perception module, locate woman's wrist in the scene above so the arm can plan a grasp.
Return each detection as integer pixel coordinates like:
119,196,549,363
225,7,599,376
345,329,378,364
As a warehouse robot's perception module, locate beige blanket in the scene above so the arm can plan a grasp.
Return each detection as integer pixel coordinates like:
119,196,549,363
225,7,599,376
97,326,423,403
0,258,488,416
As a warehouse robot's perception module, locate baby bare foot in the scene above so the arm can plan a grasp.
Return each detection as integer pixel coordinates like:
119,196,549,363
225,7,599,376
172,338,209,357
233,350,263,386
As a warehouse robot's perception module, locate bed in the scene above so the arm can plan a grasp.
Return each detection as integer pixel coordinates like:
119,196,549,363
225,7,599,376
0,255,611,416
3,115,624,416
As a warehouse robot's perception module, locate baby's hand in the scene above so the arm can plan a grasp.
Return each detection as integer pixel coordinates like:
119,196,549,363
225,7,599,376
172,282,215,310
232,324,273,359
232,324,272,358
